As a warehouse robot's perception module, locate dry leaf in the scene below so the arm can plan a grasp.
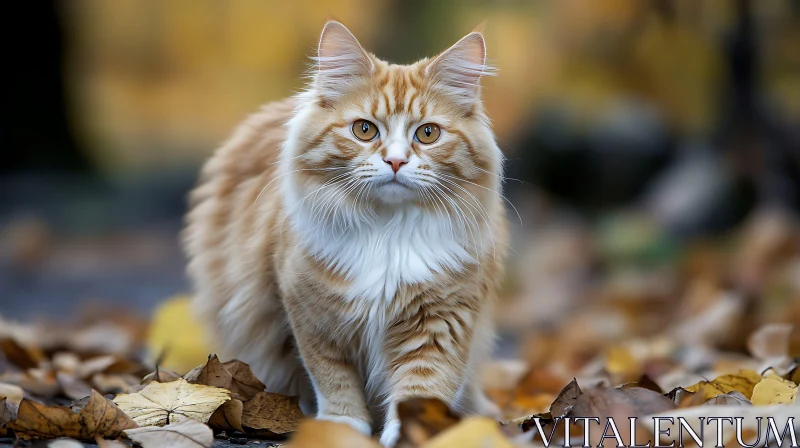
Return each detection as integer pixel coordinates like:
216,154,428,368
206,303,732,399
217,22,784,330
0,368,61,398
0,398,11,429
208,398,245,433
750,374,798,405
286,419,380,448
684,369,762,400
0,337,44,369
550,378,583,418
604,345,641,382
703,390,752,406
184,354,265,401
0,382,24,408
241,391,304,436
10,390,137,440
124,418,213,448
395,398,461,448
146,296,211,373
113,378,230,426
91,373,141,394
423,417,515,448
748,324,793,361
56,372,92,400
569,387,675,446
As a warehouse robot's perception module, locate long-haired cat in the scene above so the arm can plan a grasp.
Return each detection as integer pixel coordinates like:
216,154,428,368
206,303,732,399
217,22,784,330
184,21,508,446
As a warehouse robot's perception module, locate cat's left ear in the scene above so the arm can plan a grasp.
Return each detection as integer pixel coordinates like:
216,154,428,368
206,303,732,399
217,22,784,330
426,32,494,106
314,21,374,97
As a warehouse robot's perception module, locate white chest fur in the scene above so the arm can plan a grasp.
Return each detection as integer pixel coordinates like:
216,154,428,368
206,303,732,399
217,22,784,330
285,193,475,302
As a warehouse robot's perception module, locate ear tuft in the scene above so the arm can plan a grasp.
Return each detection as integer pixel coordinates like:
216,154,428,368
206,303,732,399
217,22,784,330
426,32,494,106
313,21,373,97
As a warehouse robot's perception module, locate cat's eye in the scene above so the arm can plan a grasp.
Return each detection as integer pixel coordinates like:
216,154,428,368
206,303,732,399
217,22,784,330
352,120,379,141
415,123,441,144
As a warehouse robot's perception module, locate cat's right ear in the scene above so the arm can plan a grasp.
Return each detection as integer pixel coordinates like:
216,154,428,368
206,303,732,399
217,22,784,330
313,21,373,97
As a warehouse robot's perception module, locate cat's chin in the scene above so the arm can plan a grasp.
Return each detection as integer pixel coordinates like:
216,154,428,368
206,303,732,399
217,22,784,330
374,181,416,204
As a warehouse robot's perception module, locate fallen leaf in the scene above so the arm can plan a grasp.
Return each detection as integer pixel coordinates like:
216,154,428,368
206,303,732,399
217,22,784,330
0,368,61,398
748,323,793,362
91,373,141,394
0,398,11,429
146,296,211,373
286,419,380,448
184,354,265,401
0,337,43,369
208,398,245,433
10,390,137,440
113,378,230,426
423,417,515,448
0,382,24,407
550,378,582,418
241,391,304,436
395,398,461,448
569,387,675,446
604,345,641,382
124,418,213,448
56,372,92,400
750,374,798,405
684,369,762,400
619,375,663,394
703,391,752,406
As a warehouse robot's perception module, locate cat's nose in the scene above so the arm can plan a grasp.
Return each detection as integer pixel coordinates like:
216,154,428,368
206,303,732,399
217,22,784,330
383,157,408,173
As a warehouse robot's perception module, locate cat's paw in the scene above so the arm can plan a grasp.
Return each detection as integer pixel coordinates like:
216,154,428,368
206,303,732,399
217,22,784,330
316,414,372,436
379,419,401,447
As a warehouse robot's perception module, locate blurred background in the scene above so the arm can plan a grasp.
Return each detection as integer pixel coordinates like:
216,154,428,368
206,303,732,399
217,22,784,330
2,0,799,363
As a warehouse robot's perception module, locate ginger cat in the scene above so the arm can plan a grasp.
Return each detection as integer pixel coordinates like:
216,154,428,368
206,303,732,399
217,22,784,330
184,21,508,446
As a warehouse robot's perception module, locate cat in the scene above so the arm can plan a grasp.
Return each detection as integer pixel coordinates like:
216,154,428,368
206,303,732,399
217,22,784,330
183,21,508,446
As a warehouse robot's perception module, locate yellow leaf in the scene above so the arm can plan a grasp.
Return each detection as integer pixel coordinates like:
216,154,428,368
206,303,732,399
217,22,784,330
422,417,515,448
113,378,230,426
685,370,762,400
751,375,798,405
146,296,211,373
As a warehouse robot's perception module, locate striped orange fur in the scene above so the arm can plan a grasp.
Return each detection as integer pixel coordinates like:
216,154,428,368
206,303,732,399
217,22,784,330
183,21,508,446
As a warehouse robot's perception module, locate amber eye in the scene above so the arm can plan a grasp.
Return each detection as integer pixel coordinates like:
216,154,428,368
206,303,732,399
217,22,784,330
352,120,379,141
415,123,441,144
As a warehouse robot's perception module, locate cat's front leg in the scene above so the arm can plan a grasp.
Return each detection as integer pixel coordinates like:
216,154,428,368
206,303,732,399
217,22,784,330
289,318,373,436
379,300,477,446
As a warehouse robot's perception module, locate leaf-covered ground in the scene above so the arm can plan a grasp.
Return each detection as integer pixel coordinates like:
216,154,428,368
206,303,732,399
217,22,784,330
1,208,799,447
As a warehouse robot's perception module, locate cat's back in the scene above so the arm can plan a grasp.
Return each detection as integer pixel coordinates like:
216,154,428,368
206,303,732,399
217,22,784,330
184,98,296,327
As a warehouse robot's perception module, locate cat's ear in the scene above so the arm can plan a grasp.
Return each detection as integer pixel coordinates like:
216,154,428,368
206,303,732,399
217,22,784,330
426,32,493,106
314,21,373,97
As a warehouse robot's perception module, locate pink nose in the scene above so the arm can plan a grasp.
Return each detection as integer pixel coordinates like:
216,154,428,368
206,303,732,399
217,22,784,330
383,157,408,173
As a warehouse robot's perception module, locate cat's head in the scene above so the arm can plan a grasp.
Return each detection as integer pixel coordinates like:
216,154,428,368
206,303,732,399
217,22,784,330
282,21,501,225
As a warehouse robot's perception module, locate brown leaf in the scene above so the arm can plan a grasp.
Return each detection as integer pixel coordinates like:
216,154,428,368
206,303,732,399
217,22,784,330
619,374,663,394
10,390,137,440
704,391,751,406
0,338,43,370
241,391,304,436
185,354,265,401
128,367,182,393
286,419,380,448
0,398,11,430
56,372,92,401
124,418,213,448
569,387,675,446
208,397,245,433
0,369,61,398
395,398,461,448
549,378,582,418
